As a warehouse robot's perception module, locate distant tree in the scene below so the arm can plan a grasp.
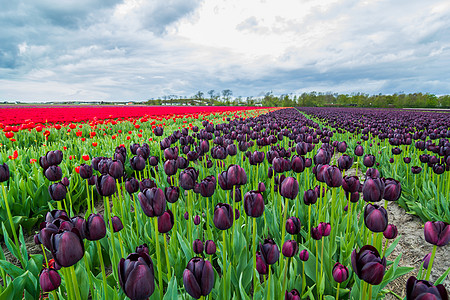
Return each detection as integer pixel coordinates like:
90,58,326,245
222,89,233,101
194,91,204,99
208,90,215,99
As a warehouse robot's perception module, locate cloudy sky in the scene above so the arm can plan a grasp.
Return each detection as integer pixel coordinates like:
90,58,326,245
1,0,449,101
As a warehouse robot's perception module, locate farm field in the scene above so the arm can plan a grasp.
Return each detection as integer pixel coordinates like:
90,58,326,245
0,105,449,299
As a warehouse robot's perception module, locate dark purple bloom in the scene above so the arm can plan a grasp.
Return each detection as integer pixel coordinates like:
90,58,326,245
383,178,402,201
193,239,204,254
303,189,317,205
286,216,301,235
243,190,265,218
39,267,61,292
299,249,309,261
213,203,233,230
332,262,349,283
338,154,354,170
111,216,123,233
165,186,179,203
0,163,9,182
179,167,199,190
48,182,67,201
85,213,106,241
183,257,214,299
342,176,360,193
324,165,342,187
285,289,301,300
218,164,247,190
138,187,166,217
96,174,117,197
282,240,298,258
362,177,385,202
158,209,174,234
118,251,155,300
260,238,280,265
363,154,376,168
125,177,139,194
424,221,450,247
383,224,398,239
406,276,448,300
44,165,63,182
351,245,386,285
50,228,84,268
364,203,388,233
205,240,216,255
199,176,216,197
130,156,146,171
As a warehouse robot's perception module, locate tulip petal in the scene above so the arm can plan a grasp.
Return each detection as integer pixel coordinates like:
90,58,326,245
183,269,202,299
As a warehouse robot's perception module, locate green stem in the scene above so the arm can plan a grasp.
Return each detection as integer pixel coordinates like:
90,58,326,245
1,183,24,267
153,217,163,299
83,255,95,299
367,283,372,300
222,230,227,299
163,233,172,280
105,196,118,280
279,196,289,274
96,240,109,299
69,265,82,300
301,261,305,294
252,217,257,293
425,245,437,281
85,180,91,215
266,265,271,300
132,195,140,235
335,282,340,300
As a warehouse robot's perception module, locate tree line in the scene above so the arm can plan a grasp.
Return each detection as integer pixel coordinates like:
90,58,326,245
145,91,450,108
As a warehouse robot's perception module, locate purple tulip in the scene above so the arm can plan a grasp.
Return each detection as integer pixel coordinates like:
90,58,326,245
179,167,199,190
362,177,385,202
351,245,386,285
383,224,398,239
205,240,216,255
244,190,265,218
406,276,448,300
50,228,84,268
280,177,299,199
260,238,279,265
44,165,63,182
324,165,342,187
364,203,388,233
158,209,174,233
183,257,214,299
163,159,177,176
338,154,354,170
48,182,67,201
424,221,450,247
282,240,298,258
138,187,166,217
85,213,106,241
332,262,349,283
96,174,117,197
125,177,139,194
303,189,318,205
286,216,301,235
299,249,309,261
363,154,376,167
213,203,233,230
118,251,155,300
39,267,61,292
111,216,123,233
199,176,216,197
285,289,301,300
383,178,402,201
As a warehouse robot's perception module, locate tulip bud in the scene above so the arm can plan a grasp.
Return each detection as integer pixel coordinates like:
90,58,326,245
125,177,139,194
205,240,216,255
50,229,84,268
79,164,93,179
130,156,146,171
351,245,386,285
194,215,201,225
364,204,388,233
39,267,61,292
311,226,322,240
48,182,67,201
354,145,364,156
299,249,309,261
383,224,398,239
285,289,301,300
193,239,204,254
363,154,376,167
332,262,349,283
280,176,300,200
179,167,199,190
406,276,448,300
424,221,450,247
383,178,401,201
282,240,298,258
362,177,385,202
138,188,166,217
0,163,9,182
118,251,155,299
96,174,117,197
318,222,331,236
422,253,431,269
303,189,317,205
110,216,123,233
157,209,174,234
260,238,280,265
337,154,354,170
85,214,106,241
286,216,301,235
244,191,265,218
324,165,342,187
165,186,180,203
199,176,216,197
183,257,214,299
411,166,422,174
342,176,360,193
108,160,124,179
213,203,233,230
44,165,63,182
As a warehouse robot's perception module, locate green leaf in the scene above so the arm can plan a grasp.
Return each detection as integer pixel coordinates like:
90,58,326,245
435,266,450,285
162,275,177,300
1,223,21,262
385,235,401,257
19,226,29,266
238,273,251,300
0,259,25,278
0,272,27,300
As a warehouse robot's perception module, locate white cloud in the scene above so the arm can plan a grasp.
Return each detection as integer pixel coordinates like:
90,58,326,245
1,0,450,101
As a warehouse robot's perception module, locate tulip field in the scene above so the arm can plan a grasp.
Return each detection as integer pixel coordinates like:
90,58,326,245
0,105,449,300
